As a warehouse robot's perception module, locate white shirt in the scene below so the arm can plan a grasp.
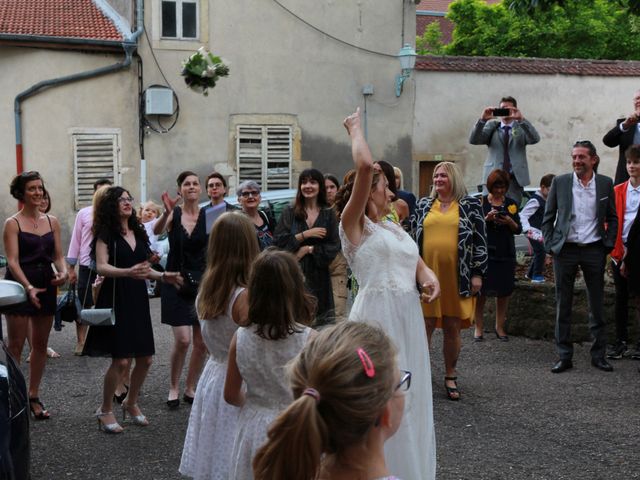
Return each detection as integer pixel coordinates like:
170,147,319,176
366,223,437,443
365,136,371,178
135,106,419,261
622,181,640,243
567,172,600,244
519,192,541,233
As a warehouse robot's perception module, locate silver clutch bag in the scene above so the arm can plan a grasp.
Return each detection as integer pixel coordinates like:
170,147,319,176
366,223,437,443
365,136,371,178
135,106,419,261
80,308,115,326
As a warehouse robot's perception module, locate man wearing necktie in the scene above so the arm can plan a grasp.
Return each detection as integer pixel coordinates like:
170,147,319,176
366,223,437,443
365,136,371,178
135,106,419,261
469,96,540,205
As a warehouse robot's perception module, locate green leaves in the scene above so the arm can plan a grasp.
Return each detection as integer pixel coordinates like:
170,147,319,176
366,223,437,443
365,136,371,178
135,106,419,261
181,47,230,96
441,0,640,60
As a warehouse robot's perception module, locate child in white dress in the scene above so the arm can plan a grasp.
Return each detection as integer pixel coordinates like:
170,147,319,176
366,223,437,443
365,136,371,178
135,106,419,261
179,213,260,480
253,321,410,480
224,249,316,480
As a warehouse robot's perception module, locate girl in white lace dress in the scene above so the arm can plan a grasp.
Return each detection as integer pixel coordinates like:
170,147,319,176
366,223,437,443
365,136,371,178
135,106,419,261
335,108,440,480
254,321,411,480
224,249,317,480
179,213,260,480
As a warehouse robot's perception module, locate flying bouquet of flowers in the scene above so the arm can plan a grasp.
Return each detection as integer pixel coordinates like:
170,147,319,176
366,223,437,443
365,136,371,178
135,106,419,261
180,46,230,96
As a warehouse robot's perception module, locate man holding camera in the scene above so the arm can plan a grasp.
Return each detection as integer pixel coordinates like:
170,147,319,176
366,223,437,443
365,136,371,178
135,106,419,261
469,96,540,204
602,89,640,185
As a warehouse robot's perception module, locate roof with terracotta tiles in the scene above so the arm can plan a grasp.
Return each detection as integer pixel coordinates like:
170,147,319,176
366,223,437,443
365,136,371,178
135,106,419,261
0,0,123,42
417,15,454,42
415,55,640,76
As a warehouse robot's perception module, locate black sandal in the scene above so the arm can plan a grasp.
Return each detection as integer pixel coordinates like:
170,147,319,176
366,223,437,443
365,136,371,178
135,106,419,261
113,384,129,404
444,377,460,401
29,397,51,420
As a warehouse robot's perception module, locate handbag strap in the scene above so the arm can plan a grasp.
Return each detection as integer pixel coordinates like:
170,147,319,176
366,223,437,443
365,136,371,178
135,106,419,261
82,240,116,308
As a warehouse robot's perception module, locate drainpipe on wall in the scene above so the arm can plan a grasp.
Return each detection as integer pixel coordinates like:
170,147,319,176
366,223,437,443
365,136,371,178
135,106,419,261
13,0,144,176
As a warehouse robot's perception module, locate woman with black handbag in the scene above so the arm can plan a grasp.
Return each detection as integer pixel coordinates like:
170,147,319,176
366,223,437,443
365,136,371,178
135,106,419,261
154,171,208,409
85,186,181,433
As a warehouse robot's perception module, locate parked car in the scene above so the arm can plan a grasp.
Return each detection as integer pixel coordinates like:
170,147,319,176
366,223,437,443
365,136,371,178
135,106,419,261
0,280,30,480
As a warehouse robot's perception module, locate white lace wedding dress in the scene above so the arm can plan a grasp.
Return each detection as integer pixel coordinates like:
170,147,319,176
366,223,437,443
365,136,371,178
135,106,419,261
340,217,436,480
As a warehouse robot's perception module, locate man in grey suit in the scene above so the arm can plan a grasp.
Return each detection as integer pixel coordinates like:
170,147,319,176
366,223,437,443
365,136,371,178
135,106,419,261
541,140,618,373
469,96,540,204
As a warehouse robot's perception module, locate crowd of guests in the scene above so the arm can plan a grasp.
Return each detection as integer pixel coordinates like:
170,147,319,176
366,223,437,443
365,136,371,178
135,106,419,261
4,91,640,478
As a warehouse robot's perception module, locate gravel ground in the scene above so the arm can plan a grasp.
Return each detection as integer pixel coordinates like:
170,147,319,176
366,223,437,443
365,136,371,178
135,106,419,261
6,298,639,479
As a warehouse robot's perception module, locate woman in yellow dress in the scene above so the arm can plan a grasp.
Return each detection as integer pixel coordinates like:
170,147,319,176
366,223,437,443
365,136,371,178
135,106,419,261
411,162,488,400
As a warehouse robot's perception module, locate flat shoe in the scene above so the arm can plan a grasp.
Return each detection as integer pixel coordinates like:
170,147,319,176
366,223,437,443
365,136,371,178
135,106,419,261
494,330,509,342
473,335,484,342
166,398,180,409
182,393,194,404
551,359,573,374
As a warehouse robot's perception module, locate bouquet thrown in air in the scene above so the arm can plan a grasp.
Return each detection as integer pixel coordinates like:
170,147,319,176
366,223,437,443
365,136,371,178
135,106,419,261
180,46,230,96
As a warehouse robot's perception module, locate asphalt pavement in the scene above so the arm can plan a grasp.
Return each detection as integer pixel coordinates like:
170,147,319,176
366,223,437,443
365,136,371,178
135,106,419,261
7,298,640,479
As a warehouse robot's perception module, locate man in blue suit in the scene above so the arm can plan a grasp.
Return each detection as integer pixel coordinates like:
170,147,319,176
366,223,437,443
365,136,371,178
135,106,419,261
541,141,618,374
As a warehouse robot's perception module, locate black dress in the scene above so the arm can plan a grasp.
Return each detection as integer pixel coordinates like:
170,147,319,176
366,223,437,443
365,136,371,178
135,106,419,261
161,206,207,327
274,206,340,325
4,216,57,316
83,234,155,358
480,196,522,297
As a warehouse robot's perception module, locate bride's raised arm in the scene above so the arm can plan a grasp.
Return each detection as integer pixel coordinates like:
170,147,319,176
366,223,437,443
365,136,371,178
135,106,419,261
341,108,374,246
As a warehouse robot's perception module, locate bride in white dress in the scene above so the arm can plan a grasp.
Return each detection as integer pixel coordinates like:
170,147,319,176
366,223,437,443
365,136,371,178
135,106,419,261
338,108,439,480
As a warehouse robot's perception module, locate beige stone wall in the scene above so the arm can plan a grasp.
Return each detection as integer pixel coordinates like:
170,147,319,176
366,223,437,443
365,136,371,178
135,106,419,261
413,70,638,193
0,47,138,248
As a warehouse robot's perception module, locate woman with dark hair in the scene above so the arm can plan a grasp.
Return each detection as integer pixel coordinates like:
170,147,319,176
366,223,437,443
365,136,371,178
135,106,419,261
3,171,68,419
274,168,340,325
85,186,181,433
376,161,409,226
154,171,209,408
324,173,340,206
473,169,521,342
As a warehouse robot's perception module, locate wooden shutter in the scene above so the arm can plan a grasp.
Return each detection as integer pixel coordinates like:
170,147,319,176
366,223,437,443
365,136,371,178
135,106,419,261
236,125,292,191
73,133,119,209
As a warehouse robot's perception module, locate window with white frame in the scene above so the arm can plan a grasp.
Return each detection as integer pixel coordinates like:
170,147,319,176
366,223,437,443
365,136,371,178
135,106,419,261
236,125,292,191
161,0,198,39
72,132,120,209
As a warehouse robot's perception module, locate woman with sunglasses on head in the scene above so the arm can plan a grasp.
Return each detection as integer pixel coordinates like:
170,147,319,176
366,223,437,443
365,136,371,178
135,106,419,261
237,180,276,251
254,322,410,480
3,171,68,420
85,186,181,433
274,168,341,326
336,109,439,479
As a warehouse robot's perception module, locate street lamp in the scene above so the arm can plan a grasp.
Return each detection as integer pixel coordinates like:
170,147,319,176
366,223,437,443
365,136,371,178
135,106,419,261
395,43,417,97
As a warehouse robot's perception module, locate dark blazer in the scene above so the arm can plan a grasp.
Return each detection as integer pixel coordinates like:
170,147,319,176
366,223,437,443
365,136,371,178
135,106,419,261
411,195,488,297
541,173,618,255
602,118,635,185
623,213,640,293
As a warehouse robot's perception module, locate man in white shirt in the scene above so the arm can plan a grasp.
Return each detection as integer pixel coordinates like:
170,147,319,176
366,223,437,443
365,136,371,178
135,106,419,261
541,141,618,373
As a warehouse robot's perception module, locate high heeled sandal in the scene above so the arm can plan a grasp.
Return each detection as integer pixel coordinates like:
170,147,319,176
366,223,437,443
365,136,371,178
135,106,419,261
113,384,129,404
29,397,50,420
444,377,460,401
95,409,123,434
122,402,149,426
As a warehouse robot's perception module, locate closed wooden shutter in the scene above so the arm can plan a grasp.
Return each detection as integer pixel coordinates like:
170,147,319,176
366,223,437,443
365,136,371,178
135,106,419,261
72,133,119,209
236,125,292,191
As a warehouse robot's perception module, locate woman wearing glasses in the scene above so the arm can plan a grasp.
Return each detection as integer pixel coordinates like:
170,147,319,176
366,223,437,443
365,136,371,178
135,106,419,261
254,322,411,480
154,171,209,409
85,186,181,432
237,180,276,250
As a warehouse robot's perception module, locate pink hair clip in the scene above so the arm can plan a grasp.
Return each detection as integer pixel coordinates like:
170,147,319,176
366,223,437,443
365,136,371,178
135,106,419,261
356,347,375,378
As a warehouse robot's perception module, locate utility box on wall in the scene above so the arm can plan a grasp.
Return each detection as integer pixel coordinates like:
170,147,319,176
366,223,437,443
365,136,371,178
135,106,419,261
145,87,174,115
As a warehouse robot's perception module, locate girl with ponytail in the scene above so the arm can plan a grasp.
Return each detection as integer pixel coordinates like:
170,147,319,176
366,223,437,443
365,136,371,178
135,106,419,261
253,321,409,480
